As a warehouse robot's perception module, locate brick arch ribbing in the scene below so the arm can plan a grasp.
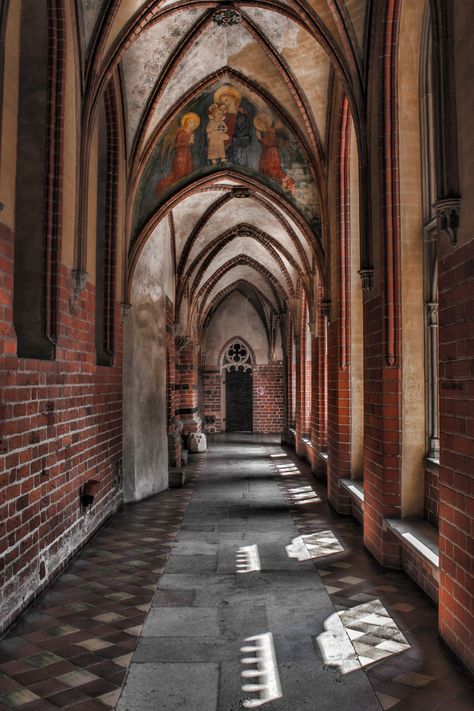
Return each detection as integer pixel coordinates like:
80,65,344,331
127,171,324,299
189,254,289,331
176,192,314,283
179,223,300,314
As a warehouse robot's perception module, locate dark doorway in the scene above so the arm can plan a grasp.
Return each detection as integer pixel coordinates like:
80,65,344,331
225,368,253,432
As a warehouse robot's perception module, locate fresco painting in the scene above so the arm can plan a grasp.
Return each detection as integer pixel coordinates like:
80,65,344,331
134,81,320,233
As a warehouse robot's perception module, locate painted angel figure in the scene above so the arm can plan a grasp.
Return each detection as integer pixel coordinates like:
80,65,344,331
155,112,201,195
254,113,296,194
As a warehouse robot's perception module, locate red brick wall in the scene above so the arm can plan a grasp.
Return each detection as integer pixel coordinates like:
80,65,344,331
202,362,284,434
0,238,122,633
309,293,327,476
438,237,474,673
327,319,352,513
303,358,312,434
253,362,284,433
165,298,181,466
362,294,402,568
402,547,439,603
290,359,296,427
176,340,200,433
202,367,222,433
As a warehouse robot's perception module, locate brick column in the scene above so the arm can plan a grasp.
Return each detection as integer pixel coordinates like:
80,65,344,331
166,300,181,467
294,333,305,457
437,237,474,674
202,366,222,433
327,96,353,511
327,315,352,513
362,0,403,569
309,289,327,476
176,338,201,435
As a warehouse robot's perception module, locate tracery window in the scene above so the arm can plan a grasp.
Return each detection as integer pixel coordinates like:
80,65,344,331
221,339,253,372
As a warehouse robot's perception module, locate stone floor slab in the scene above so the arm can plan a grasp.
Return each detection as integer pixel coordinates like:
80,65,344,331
117,663,218,711
141,608,219,637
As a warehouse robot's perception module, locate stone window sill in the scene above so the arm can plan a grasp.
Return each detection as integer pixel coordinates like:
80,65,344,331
385,517,439,569
340,478,364,503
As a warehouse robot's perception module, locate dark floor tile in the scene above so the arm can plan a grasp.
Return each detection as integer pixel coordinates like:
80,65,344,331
66,700,109,710
78,678,117,697
70,655,103,669
46,687,89,707
8,670,49,687
19,700,59,710
104,670,126,685
84,661,121,678
28,677,69,697
0,676,20,694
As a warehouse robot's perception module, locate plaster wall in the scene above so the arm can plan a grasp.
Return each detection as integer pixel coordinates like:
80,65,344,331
398,0,425,516
204,291,275,366
350,119,364,476
123,220,173,502
0,0,20,230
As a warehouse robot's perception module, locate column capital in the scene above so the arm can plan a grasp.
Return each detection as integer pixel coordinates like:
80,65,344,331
434,197,461,245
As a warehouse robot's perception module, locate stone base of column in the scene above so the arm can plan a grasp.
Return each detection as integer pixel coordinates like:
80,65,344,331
167,431,182,468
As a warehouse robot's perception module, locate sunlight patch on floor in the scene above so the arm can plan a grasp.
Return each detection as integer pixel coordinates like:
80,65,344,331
317,599,411,674
287,485,321,505
236,544,261,573
286,530,344,561
240,632,282,708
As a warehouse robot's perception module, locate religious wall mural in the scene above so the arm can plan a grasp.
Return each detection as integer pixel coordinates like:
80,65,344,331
133,80,320,235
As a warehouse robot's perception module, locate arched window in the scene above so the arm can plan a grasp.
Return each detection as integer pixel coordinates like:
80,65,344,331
221,339,253,372
95,83,118,366
13,0,64,358
303,302,312,439
290,333,296,428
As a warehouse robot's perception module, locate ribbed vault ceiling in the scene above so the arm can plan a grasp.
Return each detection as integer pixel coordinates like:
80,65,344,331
81,0,369,337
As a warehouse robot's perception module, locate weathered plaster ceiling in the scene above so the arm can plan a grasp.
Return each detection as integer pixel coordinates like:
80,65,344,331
83,0,371,336
122,9,205,145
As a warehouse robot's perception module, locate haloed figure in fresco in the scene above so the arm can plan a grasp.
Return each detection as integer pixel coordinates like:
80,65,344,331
156,112,200,194
254,113,296,195
213,85,252,167
206,103,229,165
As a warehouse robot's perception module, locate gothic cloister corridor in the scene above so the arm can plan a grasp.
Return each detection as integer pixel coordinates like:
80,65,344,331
0,436,472,710
1,0,474,708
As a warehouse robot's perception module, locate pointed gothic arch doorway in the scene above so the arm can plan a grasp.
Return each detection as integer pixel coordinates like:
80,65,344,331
222,339,253,432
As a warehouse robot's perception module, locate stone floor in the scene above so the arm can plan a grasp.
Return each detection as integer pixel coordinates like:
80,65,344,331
1,434,473,710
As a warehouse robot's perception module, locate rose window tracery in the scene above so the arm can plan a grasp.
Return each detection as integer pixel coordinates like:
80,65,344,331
222,339,253,372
